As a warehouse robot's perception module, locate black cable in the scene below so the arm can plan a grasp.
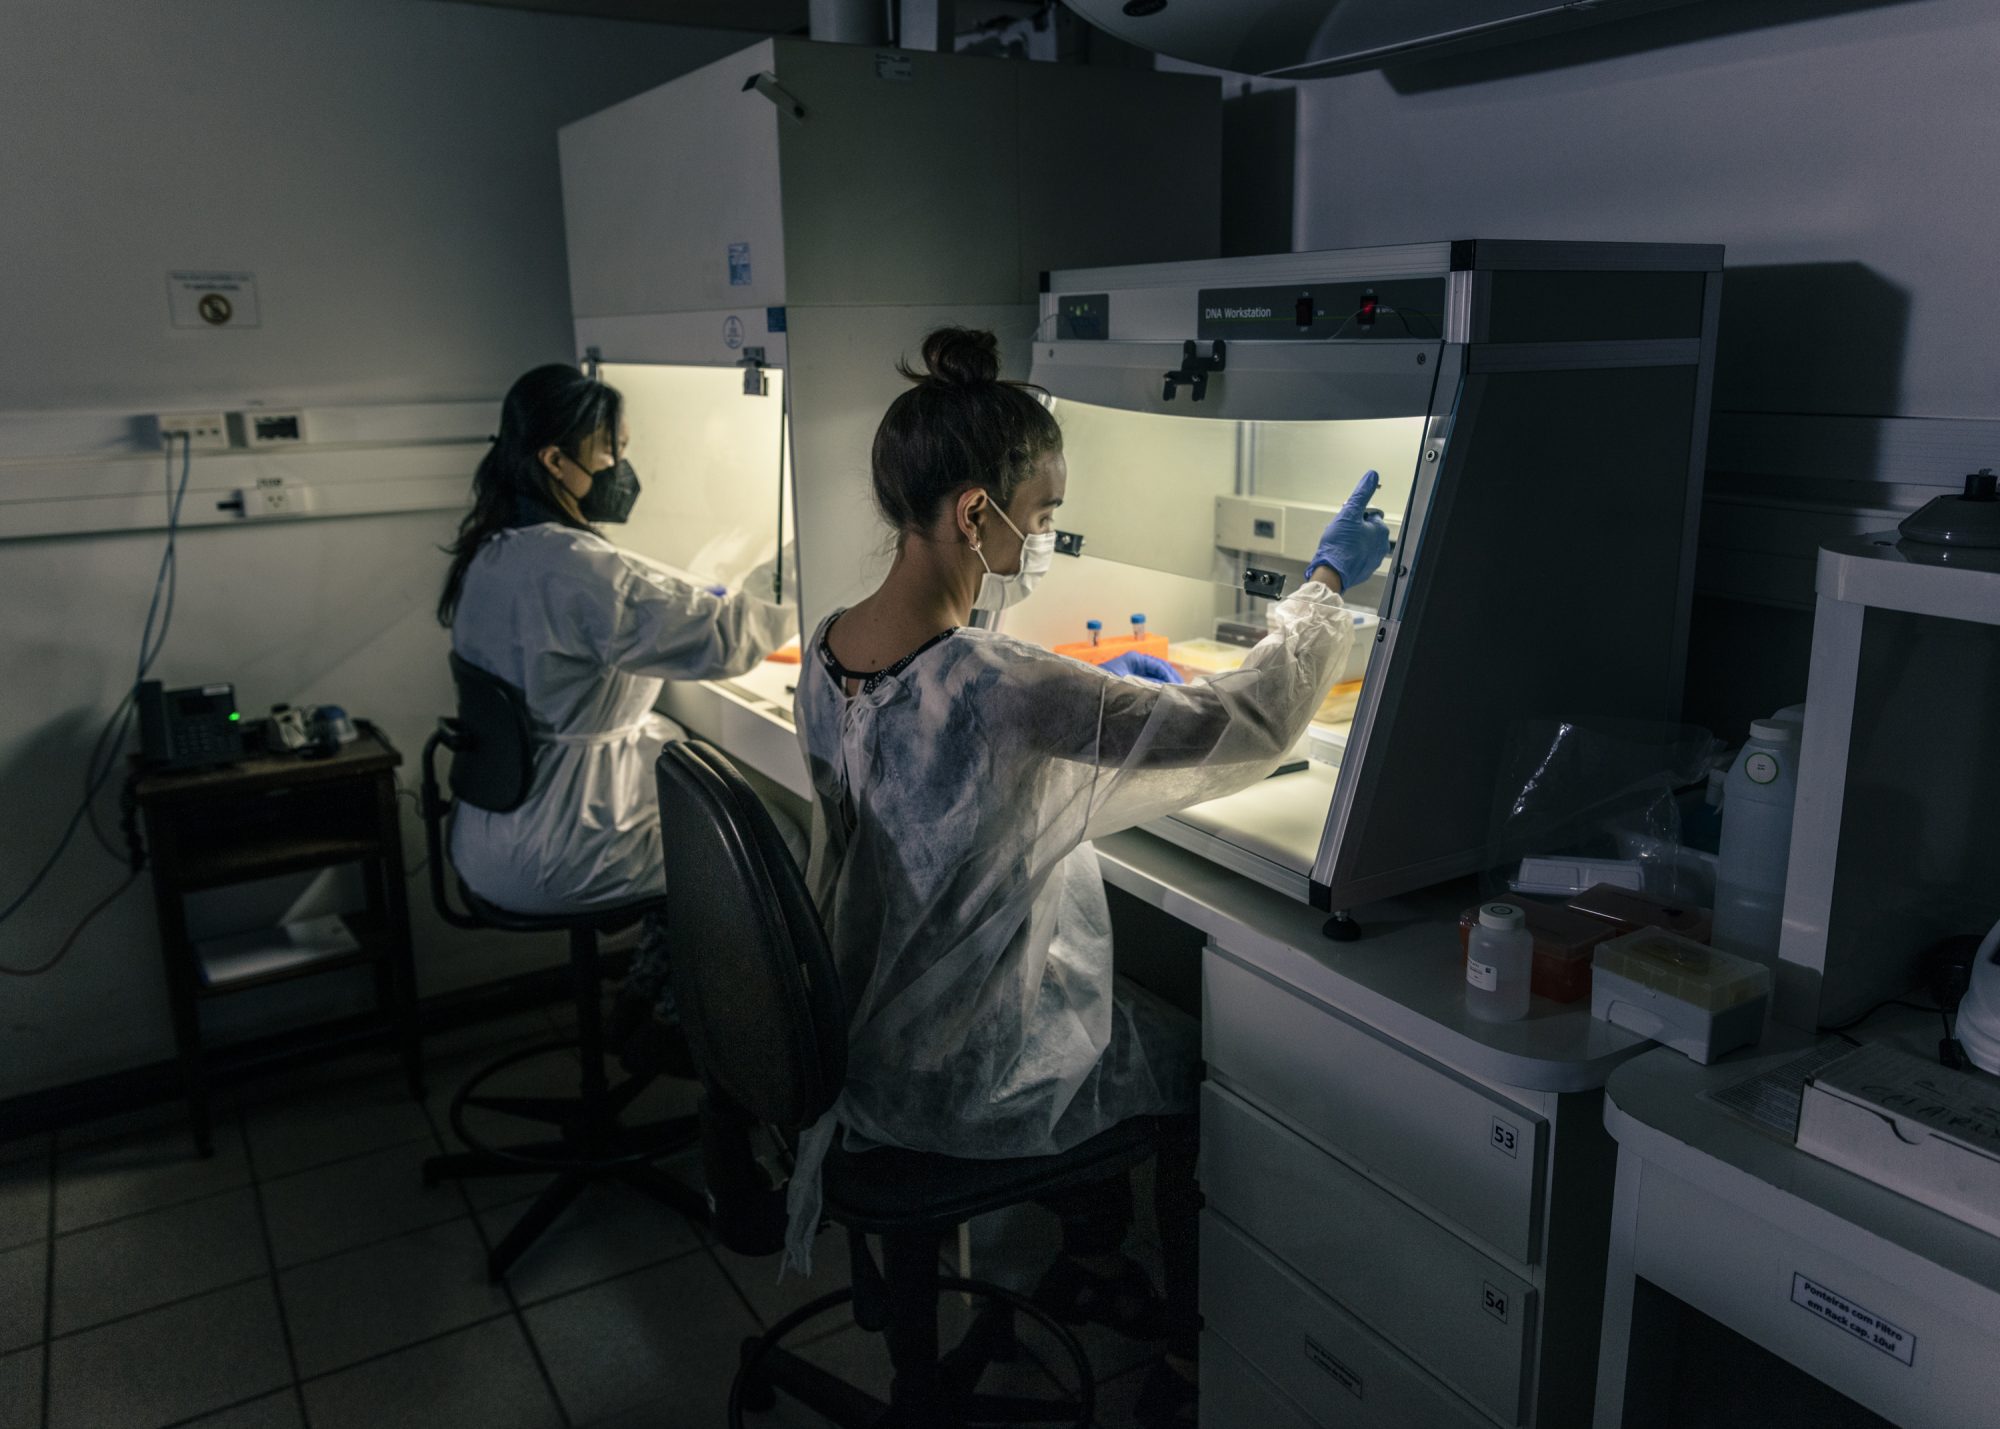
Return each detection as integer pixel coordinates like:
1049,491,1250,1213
0,435,191,960
1819,996,1947,1035
0,871,142,978
1326,304,1444,342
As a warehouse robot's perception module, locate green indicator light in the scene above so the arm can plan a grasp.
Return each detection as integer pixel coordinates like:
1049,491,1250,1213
228,712,241,721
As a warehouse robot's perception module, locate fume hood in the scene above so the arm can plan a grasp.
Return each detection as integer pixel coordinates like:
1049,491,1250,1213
558,36,1220,795
1022,240,1724,920
1065,0,1706,79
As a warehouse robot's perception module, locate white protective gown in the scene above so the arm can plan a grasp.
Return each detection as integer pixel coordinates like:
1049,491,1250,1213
785,581,1353,1269
449,522,795,913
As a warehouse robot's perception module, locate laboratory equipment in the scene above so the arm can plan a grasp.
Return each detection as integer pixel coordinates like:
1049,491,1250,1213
1711,719,1802,968
1896,468,2000,550
1568,882,1713,944
557,38,1218,796
1591,927,1770,1064
1775,533,2000,1030
1457,897,1612,1003
1510,856,1646,898
1026,241,1724,923
1955,915,2000,1075
1464,902,1532,1022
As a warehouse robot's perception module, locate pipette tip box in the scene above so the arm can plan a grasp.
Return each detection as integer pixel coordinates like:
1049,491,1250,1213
1591,927,1770,1063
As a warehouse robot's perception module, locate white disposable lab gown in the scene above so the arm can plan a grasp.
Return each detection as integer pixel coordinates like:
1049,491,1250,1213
785,581,1354,1268
449,522,795,913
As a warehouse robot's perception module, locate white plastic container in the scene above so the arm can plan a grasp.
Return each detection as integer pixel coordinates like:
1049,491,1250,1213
1465,902,1533,1022
1590,928,1770,1064
1712,719,1802,967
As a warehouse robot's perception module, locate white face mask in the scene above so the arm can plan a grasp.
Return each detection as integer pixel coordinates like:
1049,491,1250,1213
971,503,1056,614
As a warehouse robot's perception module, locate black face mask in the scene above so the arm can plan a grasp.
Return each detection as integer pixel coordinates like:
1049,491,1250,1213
576,457,641,524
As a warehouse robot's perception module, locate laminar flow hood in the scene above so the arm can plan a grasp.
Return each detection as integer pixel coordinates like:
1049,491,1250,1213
1066,0,1706,79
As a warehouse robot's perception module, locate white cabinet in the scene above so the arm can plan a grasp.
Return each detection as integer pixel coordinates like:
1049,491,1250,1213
1205,945,1547,1263
1197,933,1627,1428
1201,1082,1536,1424
1203,1210,1495,1429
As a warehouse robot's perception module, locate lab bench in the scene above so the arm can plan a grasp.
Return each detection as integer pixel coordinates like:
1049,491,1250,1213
657,660,808,802
1592,1015,2000,1429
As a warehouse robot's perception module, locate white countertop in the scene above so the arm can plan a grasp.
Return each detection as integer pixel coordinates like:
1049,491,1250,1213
1095,828,1654,1094
1604,1013,2000,1309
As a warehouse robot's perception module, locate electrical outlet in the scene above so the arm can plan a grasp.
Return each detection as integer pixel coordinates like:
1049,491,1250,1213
231,409,308,447
225,478,314,519
153,412,230,450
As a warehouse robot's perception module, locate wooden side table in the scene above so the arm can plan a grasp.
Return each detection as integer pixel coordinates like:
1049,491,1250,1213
131,720,423,1154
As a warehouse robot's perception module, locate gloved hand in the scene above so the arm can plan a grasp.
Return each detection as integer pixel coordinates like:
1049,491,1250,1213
705,584,729,598
1306,469,1393,591
1101,652,1184,684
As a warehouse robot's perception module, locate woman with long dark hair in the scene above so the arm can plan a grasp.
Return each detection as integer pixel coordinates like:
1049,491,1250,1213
441,364,793,1052
788,328,1388,1422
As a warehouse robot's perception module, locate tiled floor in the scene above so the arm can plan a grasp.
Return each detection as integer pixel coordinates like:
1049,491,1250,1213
0,1005,1168,1428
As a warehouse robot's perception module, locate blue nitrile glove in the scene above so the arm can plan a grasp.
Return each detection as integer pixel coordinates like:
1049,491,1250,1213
1306,469,1393,591
1102,652,1184,684
706,584,728,597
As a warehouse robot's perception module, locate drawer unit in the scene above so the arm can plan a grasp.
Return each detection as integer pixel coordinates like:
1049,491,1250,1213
1204,942,1548,1263
1201,1081,1535,1425
1200,1333,1320,1429
1204,1208,1495,1429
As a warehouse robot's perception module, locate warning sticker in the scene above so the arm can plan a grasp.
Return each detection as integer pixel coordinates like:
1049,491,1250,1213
728,243,752,287
168,271,260,329
1791,1273,1915,1367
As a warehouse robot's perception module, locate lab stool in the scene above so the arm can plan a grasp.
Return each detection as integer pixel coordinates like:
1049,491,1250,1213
418,654,704,1280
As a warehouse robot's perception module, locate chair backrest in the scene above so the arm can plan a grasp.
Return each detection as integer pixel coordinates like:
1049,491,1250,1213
655,740,846,1133
446,652,536,814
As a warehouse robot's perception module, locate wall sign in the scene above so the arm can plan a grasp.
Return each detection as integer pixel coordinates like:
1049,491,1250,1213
728,243,752,287
168,272,260,329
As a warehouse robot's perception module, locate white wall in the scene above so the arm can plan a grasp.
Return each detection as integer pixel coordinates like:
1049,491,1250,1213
1283,0,2000,422
0,0,749,1101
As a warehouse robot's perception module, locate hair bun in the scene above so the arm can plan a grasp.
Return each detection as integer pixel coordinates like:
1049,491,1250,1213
918,327,1001,388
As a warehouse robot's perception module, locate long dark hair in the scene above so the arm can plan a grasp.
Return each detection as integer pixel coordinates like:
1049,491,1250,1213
437,364,623,626
871,327,1062,536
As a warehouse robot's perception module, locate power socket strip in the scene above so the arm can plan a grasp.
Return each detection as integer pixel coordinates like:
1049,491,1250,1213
153,412,230,450
223,478,314,519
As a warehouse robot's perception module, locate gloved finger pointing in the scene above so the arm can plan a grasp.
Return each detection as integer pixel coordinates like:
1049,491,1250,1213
1339,469,1381,517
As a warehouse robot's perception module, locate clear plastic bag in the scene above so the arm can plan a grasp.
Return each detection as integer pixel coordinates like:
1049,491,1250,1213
1485,719,1722,905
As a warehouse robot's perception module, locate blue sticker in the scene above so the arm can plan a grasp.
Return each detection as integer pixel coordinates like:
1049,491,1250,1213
723,316,745,350
766,306,787,334
728,242,752,286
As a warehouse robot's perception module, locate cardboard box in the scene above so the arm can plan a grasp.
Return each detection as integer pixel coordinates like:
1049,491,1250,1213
1797,1043,2000,1240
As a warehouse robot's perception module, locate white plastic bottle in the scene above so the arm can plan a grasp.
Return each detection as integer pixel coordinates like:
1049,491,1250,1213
1711,719,1802,967
1466,903,1533,1022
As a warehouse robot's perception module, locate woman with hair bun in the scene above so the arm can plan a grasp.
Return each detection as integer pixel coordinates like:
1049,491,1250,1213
786,327,1390,1420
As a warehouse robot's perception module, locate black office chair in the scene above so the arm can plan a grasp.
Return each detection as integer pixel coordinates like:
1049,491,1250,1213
418,652,705,1279
659,739,1163,1427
